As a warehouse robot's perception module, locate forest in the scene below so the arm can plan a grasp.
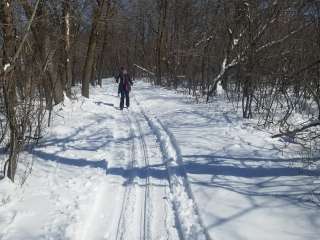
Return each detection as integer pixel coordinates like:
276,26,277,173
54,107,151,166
1,0,320,183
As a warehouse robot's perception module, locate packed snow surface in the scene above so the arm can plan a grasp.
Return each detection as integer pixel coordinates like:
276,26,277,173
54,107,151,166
0,78,319,240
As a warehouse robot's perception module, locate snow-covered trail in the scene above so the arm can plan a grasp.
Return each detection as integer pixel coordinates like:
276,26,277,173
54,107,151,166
0,78,319,240
0,79,182,240
69,82,182,240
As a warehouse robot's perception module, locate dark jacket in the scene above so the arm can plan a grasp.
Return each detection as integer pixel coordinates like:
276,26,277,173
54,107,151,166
116,72,133,92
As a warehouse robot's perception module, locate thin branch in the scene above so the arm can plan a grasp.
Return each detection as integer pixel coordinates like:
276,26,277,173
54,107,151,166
133,64,155,76
256,23,310,53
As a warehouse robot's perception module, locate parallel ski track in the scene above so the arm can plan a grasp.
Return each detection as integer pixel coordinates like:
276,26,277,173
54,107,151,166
115,110,152,240
131,112,151,240
115,112,136,240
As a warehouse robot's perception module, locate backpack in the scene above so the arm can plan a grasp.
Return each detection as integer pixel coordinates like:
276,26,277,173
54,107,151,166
124,75,131,92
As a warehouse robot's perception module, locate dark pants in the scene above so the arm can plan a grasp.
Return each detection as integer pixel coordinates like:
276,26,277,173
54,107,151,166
117,84,121,96
120,90,130,109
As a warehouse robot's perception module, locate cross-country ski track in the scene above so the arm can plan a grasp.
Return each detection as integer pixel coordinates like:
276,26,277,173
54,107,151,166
1,78,319,240
70,80,207,240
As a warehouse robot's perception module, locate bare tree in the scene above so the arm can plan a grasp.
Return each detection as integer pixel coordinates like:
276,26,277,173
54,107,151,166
82,0,109,98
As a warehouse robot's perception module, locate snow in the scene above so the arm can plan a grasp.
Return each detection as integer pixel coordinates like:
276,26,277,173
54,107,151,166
139,108,208,239
134,81,320,240
0,78,319,240
195,35,214,47
233,38,239,46
3,63,10,71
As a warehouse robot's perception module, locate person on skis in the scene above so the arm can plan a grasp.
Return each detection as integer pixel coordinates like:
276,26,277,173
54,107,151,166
116,67,133,110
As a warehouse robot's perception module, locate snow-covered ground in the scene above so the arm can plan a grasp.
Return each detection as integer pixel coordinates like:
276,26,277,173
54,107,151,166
0,78,319,240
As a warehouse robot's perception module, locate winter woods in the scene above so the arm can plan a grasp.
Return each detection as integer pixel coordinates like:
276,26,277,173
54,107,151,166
1,0,320,181
123,0,320,149
0,0,114,181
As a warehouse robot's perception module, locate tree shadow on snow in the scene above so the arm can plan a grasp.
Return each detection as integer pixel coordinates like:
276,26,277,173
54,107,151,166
103,153,320,235
106,163,180,181
183,159,320,178
179,154,320,235
28,120,117,170
31,149,107,169
94,101,114,107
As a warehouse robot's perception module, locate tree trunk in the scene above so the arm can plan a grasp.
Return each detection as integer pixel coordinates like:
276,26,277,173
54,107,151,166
97,30,108,86
63,0,73,97
155,0,168,85
1,0,18,181
82,0,107,98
